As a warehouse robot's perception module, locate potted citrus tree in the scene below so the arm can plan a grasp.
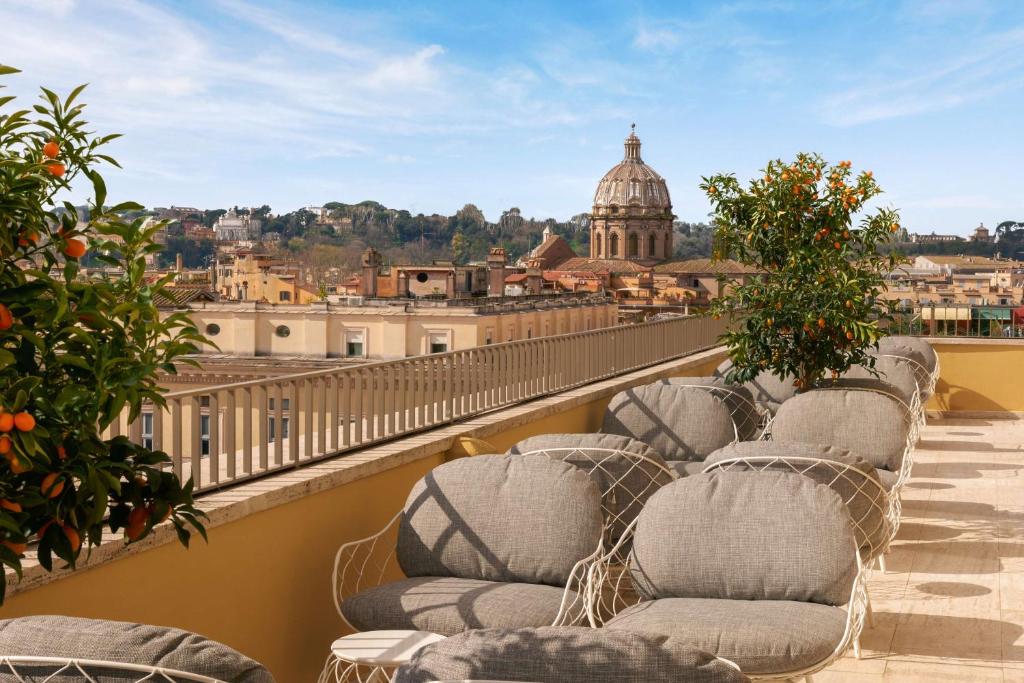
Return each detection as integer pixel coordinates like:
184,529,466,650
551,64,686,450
704,153,904,390
0,65,206,601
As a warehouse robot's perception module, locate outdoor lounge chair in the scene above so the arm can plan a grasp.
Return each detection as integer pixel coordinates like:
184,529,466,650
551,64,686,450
333,455,603,635
0,615,275,682
599,471,866,681
657,377,764,440
876,335,939,396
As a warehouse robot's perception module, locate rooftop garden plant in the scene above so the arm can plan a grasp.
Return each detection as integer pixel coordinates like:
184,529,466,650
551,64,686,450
0,64,206,601
704,153,904,390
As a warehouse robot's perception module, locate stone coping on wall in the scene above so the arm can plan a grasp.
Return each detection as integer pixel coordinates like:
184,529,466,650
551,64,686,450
5,345,727,598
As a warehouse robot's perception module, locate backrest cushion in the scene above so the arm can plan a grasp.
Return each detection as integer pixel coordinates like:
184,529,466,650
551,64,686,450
393,626,750,683
630,471,857,605
603,384,736,462
508,432,663,461
0,615,275,683
715,360,797,415
660,377,761,440
842,356,919,406
876,336,934,373
770,389,910,471
705,441,889,558
397,455,603,586
508,434,675,542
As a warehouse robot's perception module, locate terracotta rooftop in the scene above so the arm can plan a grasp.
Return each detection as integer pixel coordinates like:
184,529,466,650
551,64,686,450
653,258,762,275
554,257,652,274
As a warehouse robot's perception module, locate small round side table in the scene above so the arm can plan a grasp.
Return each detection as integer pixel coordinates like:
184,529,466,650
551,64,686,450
318,630,446,683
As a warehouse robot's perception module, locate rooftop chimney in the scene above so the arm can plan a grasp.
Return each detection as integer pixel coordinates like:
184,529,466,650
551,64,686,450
487,247,507,297
360,247,382,298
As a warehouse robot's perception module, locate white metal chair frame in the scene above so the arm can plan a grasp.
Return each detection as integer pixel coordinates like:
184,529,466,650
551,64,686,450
666,384,766,442
332,517,601,634
0,656,224,682
582,515,869,682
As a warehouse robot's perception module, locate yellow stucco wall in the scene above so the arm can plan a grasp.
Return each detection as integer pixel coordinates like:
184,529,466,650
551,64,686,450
927,340,1024,413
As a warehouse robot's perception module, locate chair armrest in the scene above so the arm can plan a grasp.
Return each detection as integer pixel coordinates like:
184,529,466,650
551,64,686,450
332,511,403,630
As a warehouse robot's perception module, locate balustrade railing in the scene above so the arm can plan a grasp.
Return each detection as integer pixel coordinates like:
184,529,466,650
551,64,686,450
103,315,728,494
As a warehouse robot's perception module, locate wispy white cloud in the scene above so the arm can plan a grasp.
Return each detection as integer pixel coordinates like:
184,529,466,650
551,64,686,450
819,27,1024,125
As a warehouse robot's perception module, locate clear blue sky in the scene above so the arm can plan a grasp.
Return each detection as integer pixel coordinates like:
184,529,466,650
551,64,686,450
2,0,1022,234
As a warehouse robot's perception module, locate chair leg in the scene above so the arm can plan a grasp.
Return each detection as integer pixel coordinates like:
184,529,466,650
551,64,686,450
805,676,815,683
853,635,862,659
866,588,875,629
875,554,887,573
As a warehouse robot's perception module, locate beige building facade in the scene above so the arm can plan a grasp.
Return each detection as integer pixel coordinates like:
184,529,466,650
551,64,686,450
184,297,618,360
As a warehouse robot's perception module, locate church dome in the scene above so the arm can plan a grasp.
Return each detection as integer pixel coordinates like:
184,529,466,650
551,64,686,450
593,126,672,210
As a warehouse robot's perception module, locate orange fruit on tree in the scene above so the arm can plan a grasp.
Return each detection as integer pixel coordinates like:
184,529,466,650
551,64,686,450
817,317,826,328
43,140,59,158
846,331,855,340
63,525,82,553
56,445,67,460
0,499,22,513
41,472,64,498
63,239,86,259
834,242,841,250
0,436,9,455
0,413,12,432
13,412,34,432
0,304,12,330
9,457,31,474
2,539,27,556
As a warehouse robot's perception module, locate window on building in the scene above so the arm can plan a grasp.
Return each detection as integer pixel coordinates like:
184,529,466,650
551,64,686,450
610,233,619,257
268,415,290,442
484,328,494,345
507,326,515,342
416,272,429,283
649,234,656,257
141,412,153,450
205,323,221,336
345,330,365,357
526,326,533,339
279,291,291,302
627,233,638,257
429,332,449,354
275,325,290,337
595,237,602,256
200,414,210,456
693,278,700,288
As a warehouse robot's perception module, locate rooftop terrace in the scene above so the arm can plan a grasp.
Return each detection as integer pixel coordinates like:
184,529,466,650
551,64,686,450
2,327,1023,681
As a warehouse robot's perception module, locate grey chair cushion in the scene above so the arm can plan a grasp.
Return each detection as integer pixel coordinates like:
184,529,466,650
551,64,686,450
840,357,919,406
508,433,663,461
340,577,575,636
605,598,846,676
506,434,674,541
876,468,898,490
0,615,274,683
715,360,797,415
397,455,603,586
630,472,857,606
705,441,889,559
770,389,910,472
878,336,937,373
671,460,709,477
602,384,736,463
659,377,761,441
394,626,750,683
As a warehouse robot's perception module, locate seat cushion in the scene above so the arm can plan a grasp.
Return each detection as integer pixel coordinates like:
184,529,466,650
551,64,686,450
606,597,846,676
0,615,274,683
670,460,708,477
508,432,664,461
397,455,603,586
394,626,750,683
770,389,910,472
837,359,919,407
705,441,889,559
630,472,857,606
603,383,736,461
340,577,575,636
